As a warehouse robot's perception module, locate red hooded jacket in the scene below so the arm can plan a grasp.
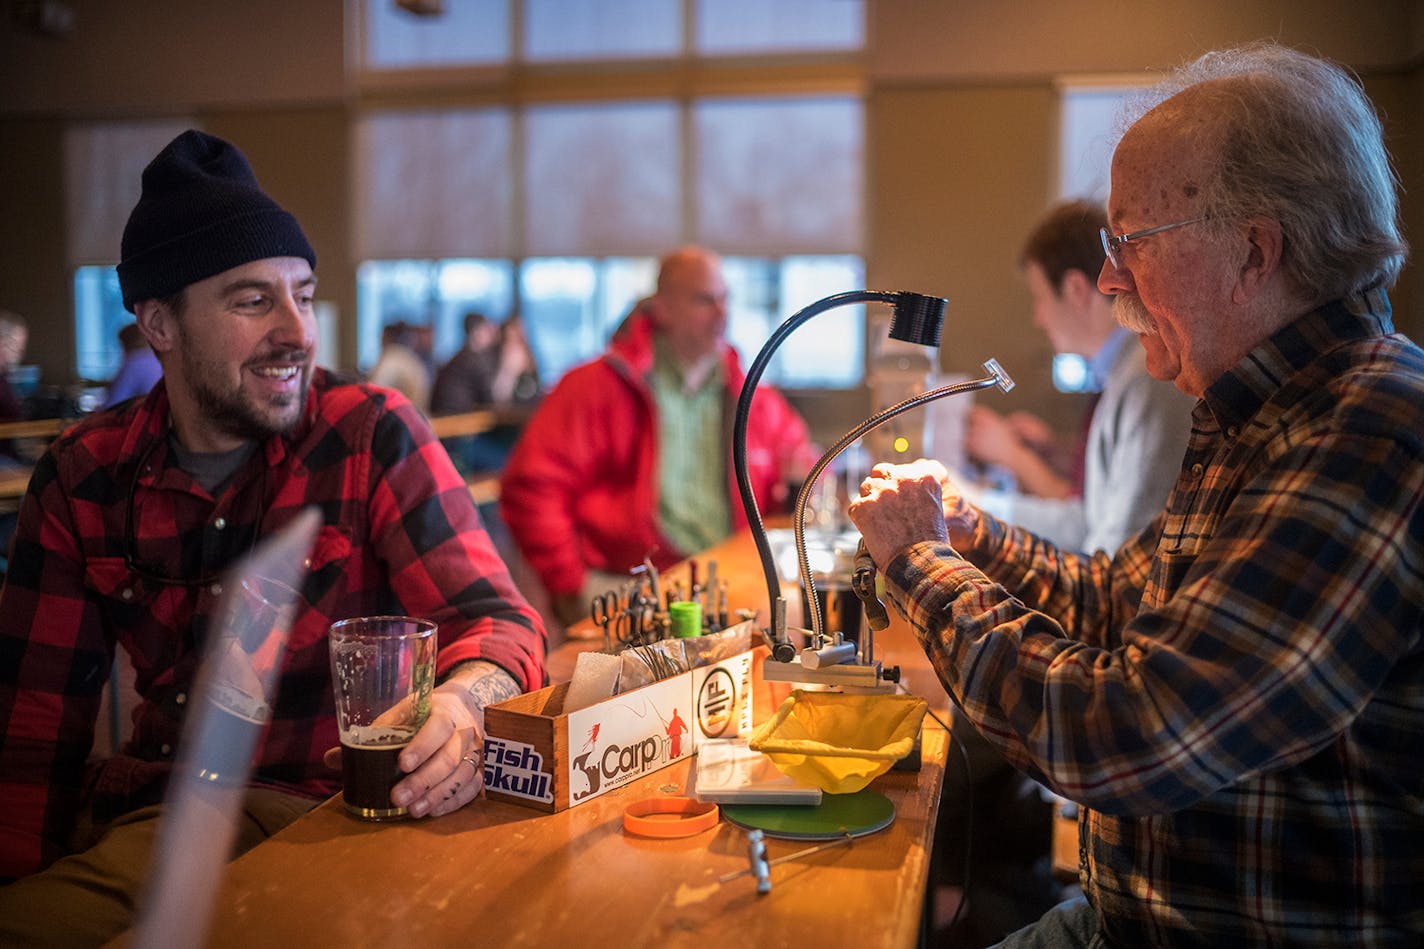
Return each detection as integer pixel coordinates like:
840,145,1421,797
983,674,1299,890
500,310,813,596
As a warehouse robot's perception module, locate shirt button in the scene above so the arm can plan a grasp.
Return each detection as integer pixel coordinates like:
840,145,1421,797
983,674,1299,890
1226,425,1239,438
210,582,223,596
214,517,227,530
175,692,187,706
160,743,173,756
121,588,134,601
1191,463,1204,478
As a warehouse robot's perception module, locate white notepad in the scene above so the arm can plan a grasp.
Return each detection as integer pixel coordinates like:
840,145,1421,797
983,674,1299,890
692,738,823,805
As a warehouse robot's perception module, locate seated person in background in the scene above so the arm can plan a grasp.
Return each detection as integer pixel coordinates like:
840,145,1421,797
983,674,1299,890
968,199,1195,553
967,402,1078,498
0,309,29,560
101,321,164,408
431,312,541,473
850,43,1420,947
0,309,29,468
0,129,546,947
367,319,433,413
501,245,816,627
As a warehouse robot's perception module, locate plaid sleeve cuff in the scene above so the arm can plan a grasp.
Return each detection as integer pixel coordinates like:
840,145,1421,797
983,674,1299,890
882,541,987,631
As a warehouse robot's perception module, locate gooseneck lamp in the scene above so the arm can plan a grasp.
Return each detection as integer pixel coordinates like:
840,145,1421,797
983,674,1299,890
732,290,1015,687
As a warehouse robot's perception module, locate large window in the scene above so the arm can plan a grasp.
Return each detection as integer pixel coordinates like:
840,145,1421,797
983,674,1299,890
355,1,866,393
357,253,864,389
356,91,865,389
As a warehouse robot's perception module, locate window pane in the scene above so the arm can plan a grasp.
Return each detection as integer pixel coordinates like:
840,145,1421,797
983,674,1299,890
74,266,129,381
432,260,517,364
723,255,864,388
356,260,434,370
721,256,778,376
599,257,658,334
358,259,515,373
356,259,518,370
524,102,681,256
520,258,600,384
524,0,680,61
356,109,514,260
694,96,862,254
519,257,657,385
695,0,863,54
362,0,508,70
1059,86,1136,203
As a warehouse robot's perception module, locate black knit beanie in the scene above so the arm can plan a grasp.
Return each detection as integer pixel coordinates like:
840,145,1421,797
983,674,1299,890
116,129,316,312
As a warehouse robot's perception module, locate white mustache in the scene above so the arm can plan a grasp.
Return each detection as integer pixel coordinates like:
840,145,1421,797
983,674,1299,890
1114,295,1157,335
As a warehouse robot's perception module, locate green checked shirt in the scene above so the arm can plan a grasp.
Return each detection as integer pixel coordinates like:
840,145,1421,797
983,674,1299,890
883,290,1424,947
650,340,731,557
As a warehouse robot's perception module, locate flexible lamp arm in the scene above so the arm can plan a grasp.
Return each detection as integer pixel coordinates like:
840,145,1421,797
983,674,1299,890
794,359,1015,645
732,290,949,646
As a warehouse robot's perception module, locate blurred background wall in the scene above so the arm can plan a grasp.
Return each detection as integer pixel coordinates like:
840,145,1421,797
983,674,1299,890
1,0,1419,444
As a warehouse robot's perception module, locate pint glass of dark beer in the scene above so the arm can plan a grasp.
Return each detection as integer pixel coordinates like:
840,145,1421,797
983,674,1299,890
328,616,438,820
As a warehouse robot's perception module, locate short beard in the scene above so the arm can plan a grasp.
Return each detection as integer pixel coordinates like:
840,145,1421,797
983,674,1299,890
177,321,309,441
1114,294,1158,335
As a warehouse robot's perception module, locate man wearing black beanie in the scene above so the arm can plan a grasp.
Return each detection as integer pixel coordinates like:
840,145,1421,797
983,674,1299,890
0,130,548,945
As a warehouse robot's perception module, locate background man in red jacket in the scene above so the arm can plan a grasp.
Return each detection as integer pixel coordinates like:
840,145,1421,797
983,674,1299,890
501,246,815,628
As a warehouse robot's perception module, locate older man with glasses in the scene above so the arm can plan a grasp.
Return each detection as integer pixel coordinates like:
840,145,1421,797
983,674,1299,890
0,130,547,946
850,43,1420,948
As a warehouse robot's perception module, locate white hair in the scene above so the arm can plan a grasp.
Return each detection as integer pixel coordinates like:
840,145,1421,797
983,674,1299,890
1119,42,1407,303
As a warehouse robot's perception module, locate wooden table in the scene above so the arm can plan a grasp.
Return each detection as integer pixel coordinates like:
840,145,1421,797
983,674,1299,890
0,466,32,504
0,417,69,441
427,405,534,440
191,527,955,948
0,418,65,508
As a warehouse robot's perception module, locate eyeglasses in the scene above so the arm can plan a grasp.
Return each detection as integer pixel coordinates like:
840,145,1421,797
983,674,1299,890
124,435,266,587
1100,217,1205,270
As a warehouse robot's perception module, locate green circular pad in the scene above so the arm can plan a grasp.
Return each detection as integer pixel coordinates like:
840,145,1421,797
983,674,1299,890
721,788,895,840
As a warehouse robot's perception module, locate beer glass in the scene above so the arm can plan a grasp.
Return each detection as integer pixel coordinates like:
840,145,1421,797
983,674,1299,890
328,616,437,820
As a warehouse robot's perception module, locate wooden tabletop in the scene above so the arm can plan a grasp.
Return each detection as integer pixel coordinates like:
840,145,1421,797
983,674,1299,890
186,525,955,948
0,466,32,503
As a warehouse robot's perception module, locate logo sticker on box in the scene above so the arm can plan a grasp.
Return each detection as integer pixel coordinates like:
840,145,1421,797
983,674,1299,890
567,676,690,804
484,736,555,805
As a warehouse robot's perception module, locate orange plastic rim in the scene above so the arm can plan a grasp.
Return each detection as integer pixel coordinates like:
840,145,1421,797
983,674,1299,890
622,797,720,838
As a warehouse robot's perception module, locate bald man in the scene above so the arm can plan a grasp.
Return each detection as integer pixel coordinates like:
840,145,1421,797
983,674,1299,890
501,246,815,626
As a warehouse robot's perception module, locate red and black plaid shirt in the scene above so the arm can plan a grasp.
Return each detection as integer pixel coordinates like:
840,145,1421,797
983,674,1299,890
0,369,546,879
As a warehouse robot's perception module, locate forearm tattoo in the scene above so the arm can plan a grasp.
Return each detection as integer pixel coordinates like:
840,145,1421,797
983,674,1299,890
456,660,522,709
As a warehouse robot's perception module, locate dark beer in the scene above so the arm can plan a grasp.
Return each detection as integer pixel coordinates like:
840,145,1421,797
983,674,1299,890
340,725,416,820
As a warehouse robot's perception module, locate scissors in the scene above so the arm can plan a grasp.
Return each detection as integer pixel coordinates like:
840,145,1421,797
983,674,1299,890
615,601,650,648
590,592,620,650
